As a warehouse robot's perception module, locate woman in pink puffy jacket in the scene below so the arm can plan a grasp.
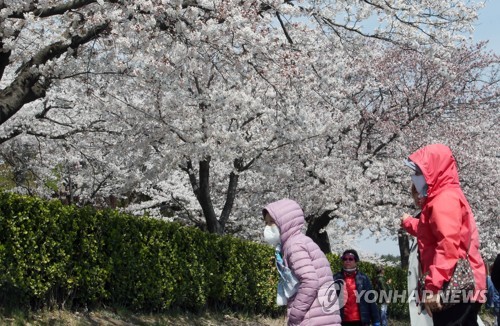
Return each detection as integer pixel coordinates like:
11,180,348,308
263,199,341,326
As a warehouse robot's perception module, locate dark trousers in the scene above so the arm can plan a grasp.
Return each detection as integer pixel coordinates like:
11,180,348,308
432,302,482,326
341,322,363,326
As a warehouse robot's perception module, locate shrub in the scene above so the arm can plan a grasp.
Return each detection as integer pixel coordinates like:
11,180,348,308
0,192,281,315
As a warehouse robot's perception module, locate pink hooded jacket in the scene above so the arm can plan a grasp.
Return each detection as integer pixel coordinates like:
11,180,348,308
402,144,486,301
264,199,341,326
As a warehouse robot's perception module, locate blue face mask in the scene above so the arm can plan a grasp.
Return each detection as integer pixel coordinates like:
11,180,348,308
411,174,428,198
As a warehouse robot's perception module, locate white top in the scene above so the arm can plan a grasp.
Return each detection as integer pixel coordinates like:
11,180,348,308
408,238,433,326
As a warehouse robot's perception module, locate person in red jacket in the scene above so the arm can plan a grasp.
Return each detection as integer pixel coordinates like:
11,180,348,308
400,144,486,326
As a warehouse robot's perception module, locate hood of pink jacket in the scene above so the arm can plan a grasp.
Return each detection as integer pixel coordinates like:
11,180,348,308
263,198,304,246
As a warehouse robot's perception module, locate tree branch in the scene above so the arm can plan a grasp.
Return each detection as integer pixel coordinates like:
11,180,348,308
0,22,110,126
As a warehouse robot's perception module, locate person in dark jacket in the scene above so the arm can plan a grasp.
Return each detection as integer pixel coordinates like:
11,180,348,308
333,249,380,326
492,254,500,292
486,263,500,326
374,266,391,326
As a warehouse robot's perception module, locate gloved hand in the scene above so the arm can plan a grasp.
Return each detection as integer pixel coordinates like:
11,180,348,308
372,322,381,326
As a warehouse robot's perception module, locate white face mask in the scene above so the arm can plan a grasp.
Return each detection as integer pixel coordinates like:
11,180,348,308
263,224,281,246
411,174,428,197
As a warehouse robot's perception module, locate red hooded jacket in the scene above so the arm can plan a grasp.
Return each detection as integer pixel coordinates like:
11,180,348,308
402,144,486,301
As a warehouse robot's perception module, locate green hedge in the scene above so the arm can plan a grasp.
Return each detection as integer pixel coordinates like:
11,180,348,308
0,192,280,314
0,191,409,319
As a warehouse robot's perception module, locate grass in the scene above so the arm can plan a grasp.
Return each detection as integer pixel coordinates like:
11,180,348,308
0,308,285,326
1,307,495,325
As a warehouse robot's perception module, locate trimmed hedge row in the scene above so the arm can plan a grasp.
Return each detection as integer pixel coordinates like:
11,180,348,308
0,192,278,314
0,192,408,318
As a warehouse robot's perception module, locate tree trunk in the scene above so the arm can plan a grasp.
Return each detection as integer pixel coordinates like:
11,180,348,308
305,210,335,254
398,228,410,269
182,157,241,235
197,158,221,234
219,169,239,232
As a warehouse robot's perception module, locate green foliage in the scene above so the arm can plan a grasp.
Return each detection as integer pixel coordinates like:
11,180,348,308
0,192,280,315
379,254,401,264
0,164,16,190
43,164,63,193
0,193,110,309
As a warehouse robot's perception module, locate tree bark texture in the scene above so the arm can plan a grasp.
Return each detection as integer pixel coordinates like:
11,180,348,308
398,228,410,269
305,210,335,254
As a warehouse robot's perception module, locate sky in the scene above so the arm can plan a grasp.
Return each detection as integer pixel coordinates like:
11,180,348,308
473,0,500,53
355,0,500,257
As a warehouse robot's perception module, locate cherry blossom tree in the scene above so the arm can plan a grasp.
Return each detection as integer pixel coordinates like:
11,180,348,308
0,0,498,261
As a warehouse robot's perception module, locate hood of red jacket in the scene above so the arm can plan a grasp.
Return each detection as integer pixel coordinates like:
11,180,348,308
408,143,460,198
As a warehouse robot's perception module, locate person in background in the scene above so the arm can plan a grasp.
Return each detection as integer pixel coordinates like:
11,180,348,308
262,198,341,326
401,144,486,325
492,254,500,292
374,266,391,326
487,263,500,326
333,249,380,326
